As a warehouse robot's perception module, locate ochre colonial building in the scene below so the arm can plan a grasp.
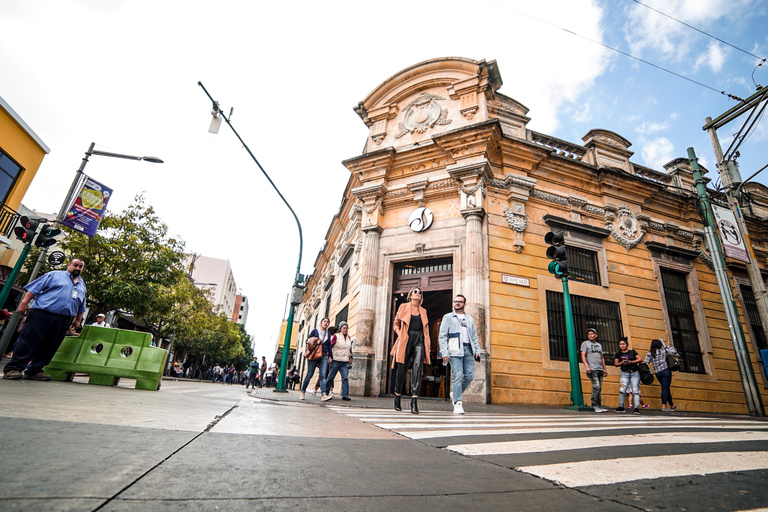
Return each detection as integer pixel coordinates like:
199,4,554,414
294,57,768,414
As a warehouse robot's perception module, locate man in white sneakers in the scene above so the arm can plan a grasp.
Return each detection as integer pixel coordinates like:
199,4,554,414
438,294,481,414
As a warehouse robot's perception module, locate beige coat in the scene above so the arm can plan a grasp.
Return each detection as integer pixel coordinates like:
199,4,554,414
390,303,431,367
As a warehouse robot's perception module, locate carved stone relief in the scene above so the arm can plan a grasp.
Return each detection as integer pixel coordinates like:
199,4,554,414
606,204,644,251
394,93,452,138
503,203,528,253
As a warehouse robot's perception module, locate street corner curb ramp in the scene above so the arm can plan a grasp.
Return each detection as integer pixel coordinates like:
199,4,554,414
44,326,168,390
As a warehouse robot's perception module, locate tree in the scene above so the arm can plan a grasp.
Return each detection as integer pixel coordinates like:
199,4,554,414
50,194,187,320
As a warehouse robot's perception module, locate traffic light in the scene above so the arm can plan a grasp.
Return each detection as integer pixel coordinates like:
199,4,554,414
35,224,61,247
14,216,39,245
545,231,568,277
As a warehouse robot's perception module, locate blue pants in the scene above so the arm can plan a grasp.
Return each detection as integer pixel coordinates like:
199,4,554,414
301,356,328,394
451,344,476,404
656,368,674,406
326,360,350,398
4,309,72,375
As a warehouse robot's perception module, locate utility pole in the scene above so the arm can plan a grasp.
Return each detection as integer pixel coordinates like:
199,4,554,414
703,88,768,351
688,147,764,416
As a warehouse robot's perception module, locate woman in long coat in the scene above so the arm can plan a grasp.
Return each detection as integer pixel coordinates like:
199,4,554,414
391,287,431,414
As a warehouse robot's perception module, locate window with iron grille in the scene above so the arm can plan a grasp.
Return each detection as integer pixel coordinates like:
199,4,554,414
335,305,348,327
660,268,705,373
740,284,768,352
397,257,453,275
547,291,623,361
566,246,600,285
340,269,349,301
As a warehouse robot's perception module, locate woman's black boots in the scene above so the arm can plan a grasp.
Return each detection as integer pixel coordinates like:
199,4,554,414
394,394,401,411
410,396,419,414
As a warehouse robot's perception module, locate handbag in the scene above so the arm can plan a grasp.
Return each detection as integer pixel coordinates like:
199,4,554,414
638,363,654,385
303,336,323,361
665,348,681,372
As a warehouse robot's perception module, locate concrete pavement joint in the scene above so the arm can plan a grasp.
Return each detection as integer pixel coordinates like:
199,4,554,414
91,404,239,512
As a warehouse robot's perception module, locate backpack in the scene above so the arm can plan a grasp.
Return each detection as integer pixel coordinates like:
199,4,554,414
638,363,654,385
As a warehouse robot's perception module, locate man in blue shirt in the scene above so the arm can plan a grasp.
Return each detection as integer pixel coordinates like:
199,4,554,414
3,258,87,381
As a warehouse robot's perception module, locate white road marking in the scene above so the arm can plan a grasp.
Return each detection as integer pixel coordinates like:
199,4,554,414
518,451,768,487
403,423,768,439
447,431,768,455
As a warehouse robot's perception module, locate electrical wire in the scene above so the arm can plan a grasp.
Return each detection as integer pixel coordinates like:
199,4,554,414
483,0,745,101
723,100,768,160
630,0,767,63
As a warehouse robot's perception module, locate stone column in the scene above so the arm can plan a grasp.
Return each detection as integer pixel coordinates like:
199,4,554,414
349,225,382,397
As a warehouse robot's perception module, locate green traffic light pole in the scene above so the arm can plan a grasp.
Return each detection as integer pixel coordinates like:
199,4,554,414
556,271,589,410
198,82,303,393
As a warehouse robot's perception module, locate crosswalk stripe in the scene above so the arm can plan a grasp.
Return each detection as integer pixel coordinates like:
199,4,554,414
402,423,768,439
447,430,768,455
518,451,768,487
370,419,768,430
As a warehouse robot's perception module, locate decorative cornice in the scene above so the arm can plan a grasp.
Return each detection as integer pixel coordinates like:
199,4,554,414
645,241,699,260
543,215,611,239
531,189,569,207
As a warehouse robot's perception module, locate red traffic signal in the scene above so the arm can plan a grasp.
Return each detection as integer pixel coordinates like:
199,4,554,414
14,216,40,244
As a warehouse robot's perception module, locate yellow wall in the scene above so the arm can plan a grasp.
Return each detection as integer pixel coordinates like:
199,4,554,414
0,107,47,211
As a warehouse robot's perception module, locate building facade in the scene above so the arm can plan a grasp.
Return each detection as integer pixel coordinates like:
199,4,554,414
232,294,249,326
294,57,768,414
186,255,239,319
0,95,50,269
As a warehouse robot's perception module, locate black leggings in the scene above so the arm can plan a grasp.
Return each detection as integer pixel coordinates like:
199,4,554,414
395,330,425,396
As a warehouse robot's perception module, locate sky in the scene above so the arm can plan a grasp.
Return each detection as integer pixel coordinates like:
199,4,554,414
2,0,767,359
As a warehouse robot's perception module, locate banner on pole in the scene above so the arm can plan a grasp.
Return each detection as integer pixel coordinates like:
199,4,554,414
712,204,750,263
61,175,113,238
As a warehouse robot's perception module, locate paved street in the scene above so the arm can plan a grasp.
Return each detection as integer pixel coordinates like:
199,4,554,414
2,377,768,511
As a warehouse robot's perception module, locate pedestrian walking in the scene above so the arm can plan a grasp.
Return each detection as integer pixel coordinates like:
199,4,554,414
91,313,110,328
300,317,331,401
391,287,431,414
3,258,86,381
644,338,679,411
614,337,642,414
259,356,267,387
247,356,260,389
438,294,481,415
326,322,353,401
580,327,608,412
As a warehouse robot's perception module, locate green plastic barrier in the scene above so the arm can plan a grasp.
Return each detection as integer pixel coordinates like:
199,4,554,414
44,326,168,390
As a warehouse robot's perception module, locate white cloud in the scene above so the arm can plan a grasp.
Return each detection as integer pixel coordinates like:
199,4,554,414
636,121,669,135
623,0,751,62
695,42,728,73
641,137,676,169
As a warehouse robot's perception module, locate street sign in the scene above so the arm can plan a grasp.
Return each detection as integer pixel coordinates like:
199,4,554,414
712,204,750,263
48,251,66,266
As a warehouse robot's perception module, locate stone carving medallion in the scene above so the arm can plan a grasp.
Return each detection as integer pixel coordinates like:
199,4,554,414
607,204,644,251
395,93,452,138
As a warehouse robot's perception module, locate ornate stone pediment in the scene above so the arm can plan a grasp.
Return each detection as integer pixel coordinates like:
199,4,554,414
394,93,451,138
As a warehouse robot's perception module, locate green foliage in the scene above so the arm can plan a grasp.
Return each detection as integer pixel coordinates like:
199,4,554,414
18,195,251,368
59,194,188,319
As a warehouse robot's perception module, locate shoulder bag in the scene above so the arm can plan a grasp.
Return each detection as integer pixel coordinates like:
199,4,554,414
638,362,654,385
303,336,323,361
665,347,681,372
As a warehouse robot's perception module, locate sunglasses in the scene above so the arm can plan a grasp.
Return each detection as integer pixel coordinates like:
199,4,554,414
412,290,422,295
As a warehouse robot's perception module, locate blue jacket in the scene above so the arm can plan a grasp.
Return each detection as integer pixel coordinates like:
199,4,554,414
438,311,480,357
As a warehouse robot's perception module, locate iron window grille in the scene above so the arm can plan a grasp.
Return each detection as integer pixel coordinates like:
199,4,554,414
566,246,600,285
660,269,705,374
547,291,623,361
340,269,349,301
739,284,768,352
397,257,452,275
335,305,349,328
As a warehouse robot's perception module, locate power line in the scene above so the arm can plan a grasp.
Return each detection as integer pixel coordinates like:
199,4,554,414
484,0,745,101
630,0,767,63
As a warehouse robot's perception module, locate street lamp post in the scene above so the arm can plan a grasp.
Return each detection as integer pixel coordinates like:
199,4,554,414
198,82,303,393
0,142,163,356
